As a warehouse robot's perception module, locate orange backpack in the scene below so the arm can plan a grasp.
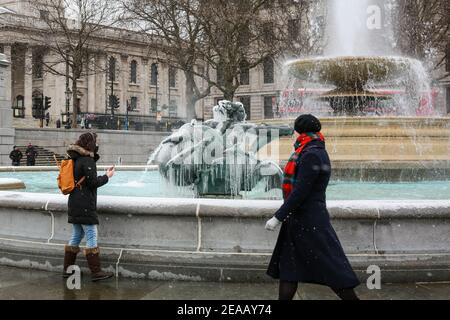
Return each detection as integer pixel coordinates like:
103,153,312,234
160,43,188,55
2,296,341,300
54,155,86,195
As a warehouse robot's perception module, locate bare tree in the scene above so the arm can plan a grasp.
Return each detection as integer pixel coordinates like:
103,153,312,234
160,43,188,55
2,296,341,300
120,0,213,121
196,0,318,100
394,0,450,79
31,0,119,127
122,0,320,118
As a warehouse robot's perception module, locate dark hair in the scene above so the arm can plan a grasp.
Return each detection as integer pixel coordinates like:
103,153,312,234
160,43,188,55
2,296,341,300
76,132,97,152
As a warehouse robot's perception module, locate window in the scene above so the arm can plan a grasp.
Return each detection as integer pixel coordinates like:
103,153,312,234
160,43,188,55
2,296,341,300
169,100,178,117
130,60,138,84
264,96,275,119
13,95,25,118
447,87,450,114
240,60,250,86
150,63,158,86
130,97,138,110
39,10,49,21
216,63,224,87
263,57,274,84
238,26,250,48
197,65,205,76
169,66,177,88
262,23,274,42
150,98,158,114
239,96,251,120
108,57,116,82
288,19,300,41
32,52,44,79
446,50,450,72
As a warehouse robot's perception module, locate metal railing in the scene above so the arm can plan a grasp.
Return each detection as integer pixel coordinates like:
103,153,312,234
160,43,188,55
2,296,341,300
77,112,186,132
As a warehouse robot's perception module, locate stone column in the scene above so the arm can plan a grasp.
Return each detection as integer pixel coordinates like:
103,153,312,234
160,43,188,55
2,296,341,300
142,59,149,116
24,47,33,118
120,55,129,113
159,63,169,112
97,55,107,114
2,45,12,102
0,53,15,166
87,57,96,113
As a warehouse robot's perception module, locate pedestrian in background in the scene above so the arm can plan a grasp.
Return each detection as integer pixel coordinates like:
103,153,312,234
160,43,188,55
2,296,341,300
9,146,23,166
45,112,50,127
25,143,38,166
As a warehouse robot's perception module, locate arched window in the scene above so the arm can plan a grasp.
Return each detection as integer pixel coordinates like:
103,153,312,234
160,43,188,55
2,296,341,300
240,60,250,86
108,57,116,82
263,57,274,84
13,95,25,118
169,66,177,88
151,63,158,86
216,62,224,87
130,60,138,84
15,95,24,108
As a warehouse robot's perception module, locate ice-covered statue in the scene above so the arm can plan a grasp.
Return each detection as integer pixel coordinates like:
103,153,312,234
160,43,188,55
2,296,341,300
149,100,293,198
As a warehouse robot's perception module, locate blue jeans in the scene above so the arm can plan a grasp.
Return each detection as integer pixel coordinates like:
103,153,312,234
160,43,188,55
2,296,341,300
68,224,98,249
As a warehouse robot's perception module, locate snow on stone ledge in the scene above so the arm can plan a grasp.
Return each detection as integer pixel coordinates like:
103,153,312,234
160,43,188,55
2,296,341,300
0,191,450,219
0,179,25,190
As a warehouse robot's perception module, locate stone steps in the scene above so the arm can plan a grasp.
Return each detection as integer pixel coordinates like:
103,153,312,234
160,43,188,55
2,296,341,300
15,145,65,166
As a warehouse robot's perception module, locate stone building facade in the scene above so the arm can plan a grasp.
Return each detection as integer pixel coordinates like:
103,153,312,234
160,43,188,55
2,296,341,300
0,0,448,129
0,0,204,129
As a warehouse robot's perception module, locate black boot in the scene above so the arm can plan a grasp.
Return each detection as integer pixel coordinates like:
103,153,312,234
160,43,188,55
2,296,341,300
63,245,80,278
84,247,114,282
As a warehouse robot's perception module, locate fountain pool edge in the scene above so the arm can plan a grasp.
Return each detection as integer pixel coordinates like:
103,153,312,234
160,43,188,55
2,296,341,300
0,191,450,282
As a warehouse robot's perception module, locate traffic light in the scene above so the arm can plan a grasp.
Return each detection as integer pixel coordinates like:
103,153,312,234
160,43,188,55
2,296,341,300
44,96,51,110
32,96,44,119
109,95,120,109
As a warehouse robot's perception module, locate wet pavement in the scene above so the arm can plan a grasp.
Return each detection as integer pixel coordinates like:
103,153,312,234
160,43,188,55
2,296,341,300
0,266,449,300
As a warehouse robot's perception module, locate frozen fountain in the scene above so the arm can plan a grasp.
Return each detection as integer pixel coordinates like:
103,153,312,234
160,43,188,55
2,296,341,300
1,0,450,284
149,100,293,198
259,0,450,181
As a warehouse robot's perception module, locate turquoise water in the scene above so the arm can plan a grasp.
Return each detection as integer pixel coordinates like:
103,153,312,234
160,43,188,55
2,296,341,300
1,171,450,200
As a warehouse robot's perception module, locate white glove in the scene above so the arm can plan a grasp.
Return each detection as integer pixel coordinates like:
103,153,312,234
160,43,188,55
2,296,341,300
265,216,282,231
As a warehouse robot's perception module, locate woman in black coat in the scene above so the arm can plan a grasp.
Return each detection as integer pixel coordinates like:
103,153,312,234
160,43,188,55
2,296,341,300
266,115,360,300
63,132,116,282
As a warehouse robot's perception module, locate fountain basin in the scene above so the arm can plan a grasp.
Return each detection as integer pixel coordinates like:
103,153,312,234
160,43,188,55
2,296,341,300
0,191,450,282
258,117,450,164
288,56,414,89
286,56,430,115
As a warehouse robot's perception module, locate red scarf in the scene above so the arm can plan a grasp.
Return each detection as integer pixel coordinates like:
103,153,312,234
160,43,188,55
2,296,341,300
282,132,325,200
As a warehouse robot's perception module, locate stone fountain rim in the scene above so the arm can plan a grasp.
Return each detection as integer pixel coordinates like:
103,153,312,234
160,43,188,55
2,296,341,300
285,55,422,66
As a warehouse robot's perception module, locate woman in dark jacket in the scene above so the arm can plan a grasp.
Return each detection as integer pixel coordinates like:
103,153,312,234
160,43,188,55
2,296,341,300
63,132,116,282
266,114,360,300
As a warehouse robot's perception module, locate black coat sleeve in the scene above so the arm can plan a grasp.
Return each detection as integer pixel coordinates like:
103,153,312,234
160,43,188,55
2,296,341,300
82,158,109,189
275,152,321,222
